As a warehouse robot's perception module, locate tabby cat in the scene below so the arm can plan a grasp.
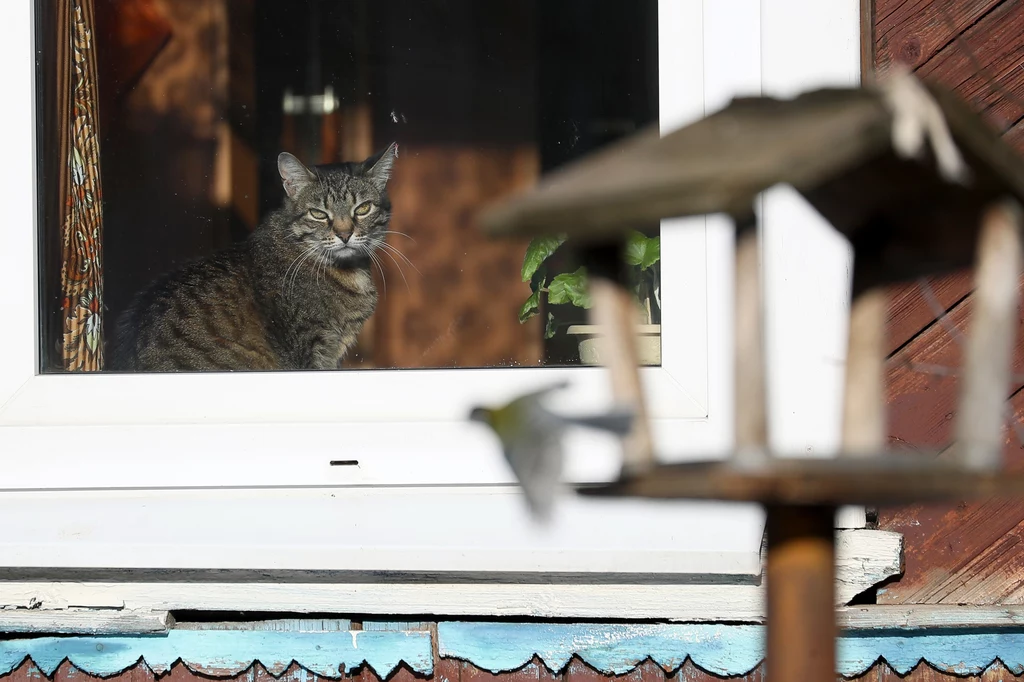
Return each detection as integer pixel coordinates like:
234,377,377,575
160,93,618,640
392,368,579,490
110,144,398,371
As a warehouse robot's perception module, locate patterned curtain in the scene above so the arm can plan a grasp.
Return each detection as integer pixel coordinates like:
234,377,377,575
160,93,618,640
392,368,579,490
56,0,105,371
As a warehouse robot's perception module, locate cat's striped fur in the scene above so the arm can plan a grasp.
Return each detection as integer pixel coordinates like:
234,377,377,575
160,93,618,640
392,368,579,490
110,144,398,371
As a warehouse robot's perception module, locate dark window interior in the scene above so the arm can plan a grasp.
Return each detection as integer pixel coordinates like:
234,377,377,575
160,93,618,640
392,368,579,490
38,0,658,371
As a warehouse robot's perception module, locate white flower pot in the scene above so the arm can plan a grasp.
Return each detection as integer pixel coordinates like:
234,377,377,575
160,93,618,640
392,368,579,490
565,324,661,366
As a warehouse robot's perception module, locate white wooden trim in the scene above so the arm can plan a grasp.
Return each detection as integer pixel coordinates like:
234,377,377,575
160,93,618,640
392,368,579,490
14,604,1024,638
11,604,1024,640
836,605,1024,630
0,530,899,625
29,605,1024,638
0,609,173,635
0,487,764,577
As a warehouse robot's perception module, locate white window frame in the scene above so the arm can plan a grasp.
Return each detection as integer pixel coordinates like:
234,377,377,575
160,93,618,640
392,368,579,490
0,0,870,610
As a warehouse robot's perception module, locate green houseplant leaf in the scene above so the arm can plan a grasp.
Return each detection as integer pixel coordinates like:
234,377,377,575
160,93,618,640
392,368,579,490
625,230,661,270
547,267,592,308
544,312,558,339
518,289,541,323
521,235,567,282
640,236,661,269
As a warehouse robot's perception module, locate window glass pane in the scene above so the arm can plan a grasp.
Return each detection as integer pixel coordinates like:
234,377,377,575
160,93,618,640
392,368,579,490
38,0,660,372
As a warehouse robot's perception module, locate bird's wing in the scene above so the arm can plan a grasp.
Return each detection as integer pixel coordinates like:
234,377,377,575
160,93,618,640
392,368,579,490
563,408,635,436
503,381,570,411
503,402,566,521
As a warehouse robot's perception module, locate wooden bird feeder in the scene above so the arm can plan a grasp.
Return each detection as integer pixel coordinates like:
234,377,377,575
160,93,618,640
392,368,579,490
481,73,1024,681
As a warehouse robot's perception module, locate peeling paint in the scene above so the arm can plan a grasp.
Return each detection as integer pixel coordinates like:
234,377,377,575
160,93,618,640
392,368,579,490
437,621,1024,678
0,629,433,679
437,623,762,677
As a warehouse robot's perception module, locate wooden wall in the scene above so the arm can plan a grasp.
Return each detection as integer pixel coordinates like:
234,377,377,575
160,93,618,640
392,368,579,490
371,147,543,368
877,0,1024,606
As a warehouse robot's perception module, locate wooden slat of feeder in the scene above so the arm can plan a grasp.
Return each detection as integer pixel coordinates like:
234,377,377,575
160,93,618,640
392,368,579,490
841,288,887,457
926,86,1024,201
734,228,767,453
574,456,1024,506
588,276,655,472
482,90,892,242
955,200,1024,470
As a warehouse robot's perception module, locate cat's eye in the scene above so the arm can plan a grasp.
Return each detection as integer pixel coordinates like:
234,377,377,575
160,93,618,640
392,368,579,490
353,202,373,217
308,208,329,220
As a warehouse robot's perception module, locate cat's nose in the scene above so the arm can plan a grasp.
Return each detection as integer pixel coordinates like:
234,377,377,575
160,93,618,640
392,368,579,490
333,220,354,243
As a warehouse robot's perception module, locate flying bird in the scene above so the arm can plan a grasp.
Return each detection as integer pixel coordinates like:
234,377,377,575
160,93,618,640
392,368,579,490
470,382,635,521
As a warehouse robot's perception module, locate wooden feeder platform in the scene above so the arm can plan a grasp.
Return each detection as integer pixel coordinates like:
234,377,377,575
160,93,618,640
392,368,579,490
576,455,1024,507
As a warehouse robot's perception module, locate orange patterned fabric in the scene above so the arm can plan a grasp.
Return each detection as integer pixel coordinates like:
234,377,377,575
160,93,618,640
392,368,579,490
59,0,105,371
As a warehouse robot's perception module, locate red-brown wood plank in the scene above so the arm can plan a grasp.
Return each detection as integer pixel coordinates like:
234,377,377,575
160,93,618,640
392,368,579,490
874,0,1003,72
5,663,55,682
879,388,1024,604
886,278,1024,450
675,661,757,682
917,0,1024,132
877,660,1021,681
881,269,1024,605
885,272,972,356
435,658,462,682
537,658,560,682
462,660,540,682
875,0,1024,608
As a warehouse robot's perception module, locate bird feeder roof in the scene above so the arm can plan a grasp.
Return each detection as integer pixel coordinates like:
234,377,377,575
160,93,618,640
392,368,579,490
482,82,1024,289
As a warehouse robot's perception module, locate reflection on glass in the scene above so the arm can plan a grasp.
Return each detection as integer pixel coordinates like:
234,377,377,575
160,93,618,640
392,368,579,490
37,0,660,372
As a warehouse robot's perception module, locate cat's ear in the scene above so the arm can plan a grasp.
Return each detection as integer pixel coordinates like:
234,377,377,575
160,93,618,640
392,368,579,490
364,142,399,191
278,152,316,199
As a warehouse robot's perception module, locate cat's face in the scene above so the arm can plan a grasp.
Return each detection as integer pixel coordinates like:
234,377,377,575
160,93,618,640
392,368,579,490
277,144,398,265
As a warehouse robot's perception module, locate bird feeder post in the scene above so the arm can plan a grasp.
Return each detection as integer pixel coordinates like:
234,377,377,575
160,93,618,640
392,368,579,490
841,287,888,458
764,503,837,682
732,214,838,680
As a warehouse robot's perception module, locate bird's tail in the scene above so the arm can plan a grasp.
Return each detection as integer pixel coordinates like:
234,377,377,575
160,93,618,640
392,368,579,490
564,408,635,436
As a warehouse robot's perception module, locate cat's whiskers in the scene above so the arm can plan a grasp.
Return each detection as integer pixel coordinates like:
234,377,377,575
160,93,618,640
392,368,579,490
366,249,388,297
286,241,333,297
369,241,410,290
314,247,332,287
281,243,322,299
289,250,319,294
292,244,326,291
381,229,416,243
370,237,420,277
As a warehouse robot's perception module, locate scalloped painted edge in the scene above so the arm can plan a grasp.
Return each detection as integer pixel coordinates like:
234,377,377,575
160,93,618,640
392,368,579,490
436,622,1024,678
0,629,433,679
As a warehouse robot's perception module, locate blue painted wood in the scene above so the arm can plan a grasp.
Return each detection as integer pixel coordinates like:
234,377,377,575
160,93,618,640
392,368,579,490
436,623,763,677
0,629,433,679
6,621,1024,678
437,621,1024,677
838,631,1024,676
